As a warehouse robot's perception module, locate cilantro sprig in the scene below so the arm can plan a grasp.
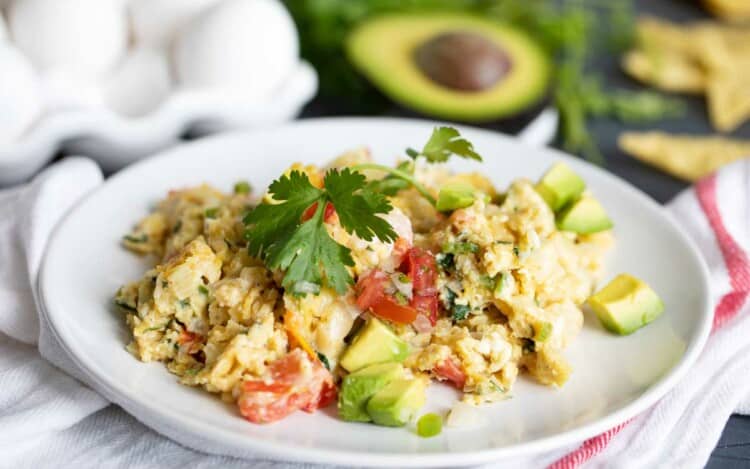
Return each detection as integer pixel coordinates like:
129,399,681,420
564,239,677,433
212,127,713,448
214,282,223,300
244,168,397,296
405,126,482,163
354,126,483,206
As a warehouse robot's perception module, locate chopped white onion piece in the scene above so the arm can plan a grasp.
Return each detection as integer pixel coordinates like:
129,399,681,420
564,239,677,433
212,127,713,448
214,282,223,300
390,272,413,299
412,314,433,333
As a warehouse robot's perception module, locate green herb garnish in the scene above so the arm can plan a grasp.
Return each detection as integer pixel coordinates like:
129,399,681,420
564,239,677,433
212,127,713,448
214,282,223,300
534,322,553,342
123,234,148,244
493,271,511,298
436,252,455,271
317,352,331,370
406,126,481,163
244,168,397,295
353,127,482,207
234,180,252,194
444,288,470,322
204,207,219,219
198,285,209,296
114,299,137,313
442,241,479,255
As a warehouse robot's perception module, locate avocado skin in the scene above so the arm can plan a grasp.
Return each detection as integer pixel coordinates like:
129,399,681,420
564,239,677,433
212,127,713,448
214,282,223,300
556,196,613,234
535,162,586,212
366,379,427,427
346,14,551,122
588,274,665,335
338,363,405,422
339,318,410,372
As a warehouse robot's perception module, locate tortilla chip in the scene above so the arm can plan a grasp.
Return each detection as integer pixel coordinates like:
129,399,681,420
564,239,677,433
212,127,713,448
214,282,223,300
703,0,750,22
706,69,750,133
623,17,750,132
618,131,750,181
622,50,706,94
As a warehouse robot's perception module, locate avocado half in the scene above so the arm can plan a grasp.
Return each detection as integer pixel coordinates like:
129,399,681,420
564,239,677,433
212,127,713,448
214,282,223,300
346,14,551,122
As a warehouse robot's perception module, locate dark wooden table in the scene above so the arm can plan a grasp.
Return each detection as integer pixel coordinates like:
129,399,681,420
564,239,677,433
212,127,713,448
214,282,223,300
299,0,750,466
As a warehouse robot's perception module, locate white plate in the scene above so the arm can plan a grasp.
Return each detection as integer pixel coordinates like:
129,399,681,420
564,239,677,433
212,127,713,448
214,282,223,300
39,117,712,467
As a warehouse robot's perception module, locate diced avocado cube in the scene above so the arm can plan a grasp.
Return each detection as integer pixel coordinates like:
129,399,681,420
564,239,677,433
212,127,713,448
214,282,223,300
588,274,664,335
535,162,586,212
339,318,410,372
436,182,477,212
338,363,405,422
556,196,613,234
366,378,426,427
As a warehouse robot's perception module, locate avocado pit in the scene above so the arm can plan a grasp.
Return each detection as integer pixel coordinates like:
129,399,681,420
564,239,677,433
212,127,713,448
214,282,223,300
414,31,512,92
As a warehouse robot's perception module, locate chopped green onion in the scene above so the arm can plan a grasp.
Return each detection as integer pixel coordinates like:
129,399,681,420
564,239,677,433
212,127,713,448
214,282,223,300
234,181,252,194
123,234,148,243
114,300,137,313
534,322,553,342
204,207,219,219
198,285,209,296
442,241,479,255
394,291,409,306
417,413,443,438
493,272,511,298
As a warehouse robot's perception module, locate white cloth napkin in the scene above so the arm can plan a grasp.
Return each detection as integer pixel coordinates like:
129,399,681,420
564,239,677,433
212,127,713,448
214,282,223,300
0,157,747,469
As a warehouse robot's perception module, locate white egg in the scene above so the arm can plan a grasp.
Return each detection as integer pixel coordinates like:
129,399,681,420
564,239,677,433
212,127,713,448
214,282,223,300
173,0,299,99
7,0,127,76
0,11,7,41
40,68,106,112
128,0,221,48
103,48,173,117
0,44,43,144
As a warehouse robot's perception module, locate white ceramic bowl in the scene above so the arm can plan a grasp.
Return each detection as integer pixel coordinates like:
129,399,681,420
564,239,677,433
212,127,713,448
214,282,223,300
39,118,711,467
0,61,316,186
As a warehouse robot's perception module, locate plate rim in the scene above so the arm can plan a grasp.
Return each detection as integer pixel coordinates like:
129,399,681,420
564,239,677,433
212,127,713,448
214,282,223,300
39,116,713,467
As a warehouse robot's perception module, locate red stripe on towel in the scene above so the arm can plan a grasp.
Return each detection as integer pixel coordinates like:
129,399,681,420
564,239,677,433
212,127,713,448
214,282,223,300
695,175,750,329
547,421,630,469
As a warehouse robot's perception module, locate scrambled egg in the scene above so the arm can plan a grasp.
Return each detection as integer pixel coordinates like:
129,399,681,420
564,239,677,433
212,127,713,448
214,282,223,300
115,151,612,410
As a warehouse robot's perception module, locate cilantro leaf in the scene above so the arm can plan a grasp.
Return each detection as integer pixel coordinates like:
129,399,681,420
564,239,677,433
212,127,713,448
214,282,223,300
409,126,482,163
244,171,322,258
326,168,397,243
244,168,395,296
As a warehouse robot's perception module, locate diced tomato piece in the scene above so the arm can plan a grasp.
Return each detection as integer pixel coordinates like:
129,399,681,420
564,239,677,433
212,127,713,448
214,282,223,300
178,330,202,354
402,247,438,296
301,201,337,223
356,269,418,324
355,269,388,311
411,294,439,326
324,202,337,222
392,237,411,266
434,358,467,390
238,349,336,423
370,295,418,324
301,375,337,412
